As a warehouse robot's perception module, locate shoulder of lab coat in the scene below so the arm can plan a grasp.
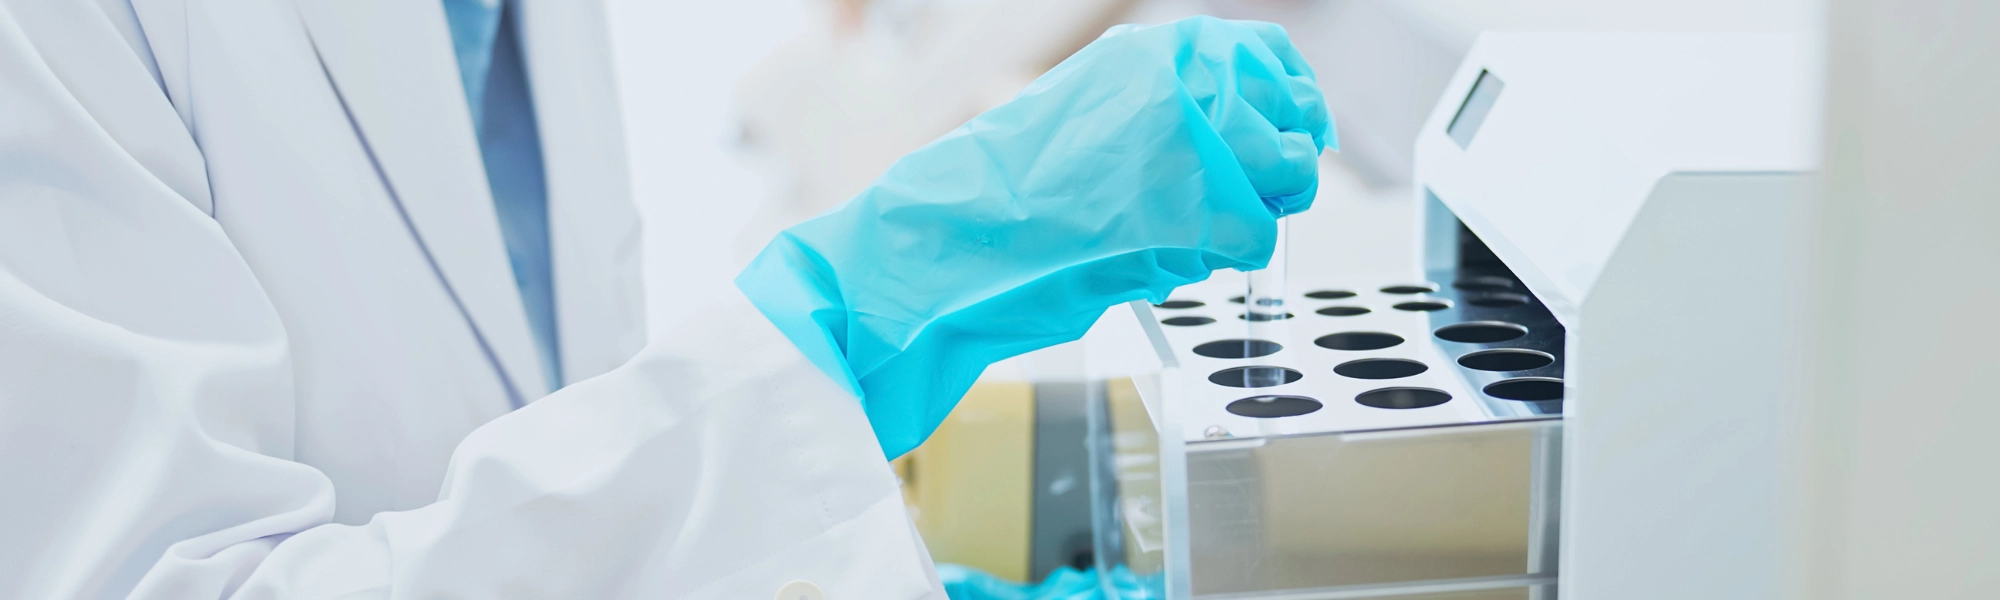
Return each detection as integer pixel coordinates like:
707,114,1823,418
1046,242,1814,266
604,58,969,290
0,1,941,597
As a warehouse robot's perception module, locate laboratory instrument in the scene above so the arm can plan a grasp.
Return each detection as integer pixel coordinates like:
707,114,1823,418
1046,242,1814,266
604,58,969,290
1086,31,1817,599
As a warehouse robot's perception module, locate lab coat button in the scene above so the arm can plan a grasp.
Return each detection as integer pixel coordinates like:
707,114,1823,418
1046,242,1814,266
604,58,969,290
776,580,826,600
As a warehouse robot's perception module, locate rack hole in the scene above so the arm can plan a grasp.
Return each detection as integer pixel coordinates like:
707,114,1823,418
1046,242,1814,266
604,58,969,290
1393,300,1452,312
1315,306,1371,317
1161,316,1216,327
1380,284,1439,295
1227,395,1323,418
1238,312,1295,321
1334,358,1430,380
1453,276,1515,291
1314,332,1405,351
1209,366,1304,388
1485,377,1565,401
1435,321,1528,343
1304,290,1357,300
1356,387,1452,409
1153,300,1204,309
1194,339,1282,359
1228,296,1246,304
1458,349,1554,372
1466,293,1531,307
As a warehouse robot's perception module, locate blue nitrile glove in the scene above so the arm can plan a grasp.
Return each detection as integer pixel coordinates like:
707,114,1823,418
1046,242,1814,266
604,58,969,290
735,16,1336,458
938,564,1160,600
938,564,1035,600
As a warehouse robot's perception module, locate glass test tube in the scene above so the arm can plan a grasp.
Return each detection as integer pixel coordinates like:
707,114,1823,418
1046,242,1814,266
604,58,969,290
1243,218,1289,388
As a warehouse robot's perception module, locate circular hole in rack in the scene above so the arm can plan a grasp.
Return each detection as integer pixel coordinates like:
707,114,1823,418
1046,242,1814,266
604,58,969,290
1226,395,1323,418
1228,295,1246,304
1305,290,1358,300
1193,339,1282,359
1356,387,1453,409
1209,366,1304,388
1334,358,1430,380
1393,300,1453,312
1435,321,1529,343
1238,312,1295,321
1316,306,1371,317
1153,299,1204,309
1380,284,1439,295
1314,332,1405,351
1458,349,1555,372
1484,377,1565,401
1453,276,1515,291
1466,293,1531,308
1161,316,1216,327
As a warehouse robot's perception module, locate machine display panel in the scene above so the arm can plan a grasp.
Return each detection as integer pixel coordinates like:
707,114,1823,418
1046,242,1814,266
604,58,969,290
1447,69,1505,149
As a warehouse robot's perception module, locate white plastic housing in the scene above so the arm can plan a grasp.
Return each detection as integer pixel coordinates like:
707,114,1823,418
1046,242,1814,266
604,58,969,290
1414,32,1820,600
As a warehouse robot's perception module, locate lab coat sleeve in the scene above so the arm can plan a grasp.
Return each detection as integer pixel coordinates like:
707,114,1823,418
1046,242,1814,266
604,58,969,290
230,300,941,600
0,2,939,598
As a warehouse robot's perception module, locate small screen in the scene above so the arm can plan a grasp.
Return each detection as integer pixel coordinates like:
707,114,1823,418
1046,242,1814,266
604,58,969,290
1447,70,1505,149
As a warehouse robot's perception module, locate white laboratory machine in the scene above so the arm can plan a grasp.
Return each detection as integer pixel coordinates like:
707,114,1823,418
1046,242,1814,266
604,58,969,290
1089,31,1818,599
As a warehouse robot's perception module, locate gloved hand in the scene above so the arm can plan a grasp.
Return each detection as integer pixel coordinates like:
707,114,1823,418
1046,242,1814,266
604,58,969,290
736,16,1335,458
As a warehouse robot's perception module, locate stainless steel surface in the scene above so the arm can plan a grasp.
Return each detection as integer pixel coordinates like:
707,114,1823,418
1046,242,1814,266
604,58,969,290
1181,420,1564,597
1033,381,1102,581
1201,575,1547,600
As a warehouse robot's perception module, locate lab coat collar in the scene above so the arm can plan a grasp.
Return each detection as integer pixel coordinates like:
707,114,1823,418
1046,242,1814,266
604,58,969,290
295,0,552,400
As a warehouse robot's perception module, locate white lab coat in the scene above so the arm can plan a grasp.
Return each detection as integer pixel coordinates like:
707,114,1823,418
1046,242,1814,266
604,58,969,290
0,0,940,597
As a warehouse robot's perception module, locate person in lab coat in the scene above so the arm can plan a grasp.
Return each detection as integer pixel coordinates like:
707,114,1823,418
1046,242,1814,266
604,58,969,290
0,0,1327,598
